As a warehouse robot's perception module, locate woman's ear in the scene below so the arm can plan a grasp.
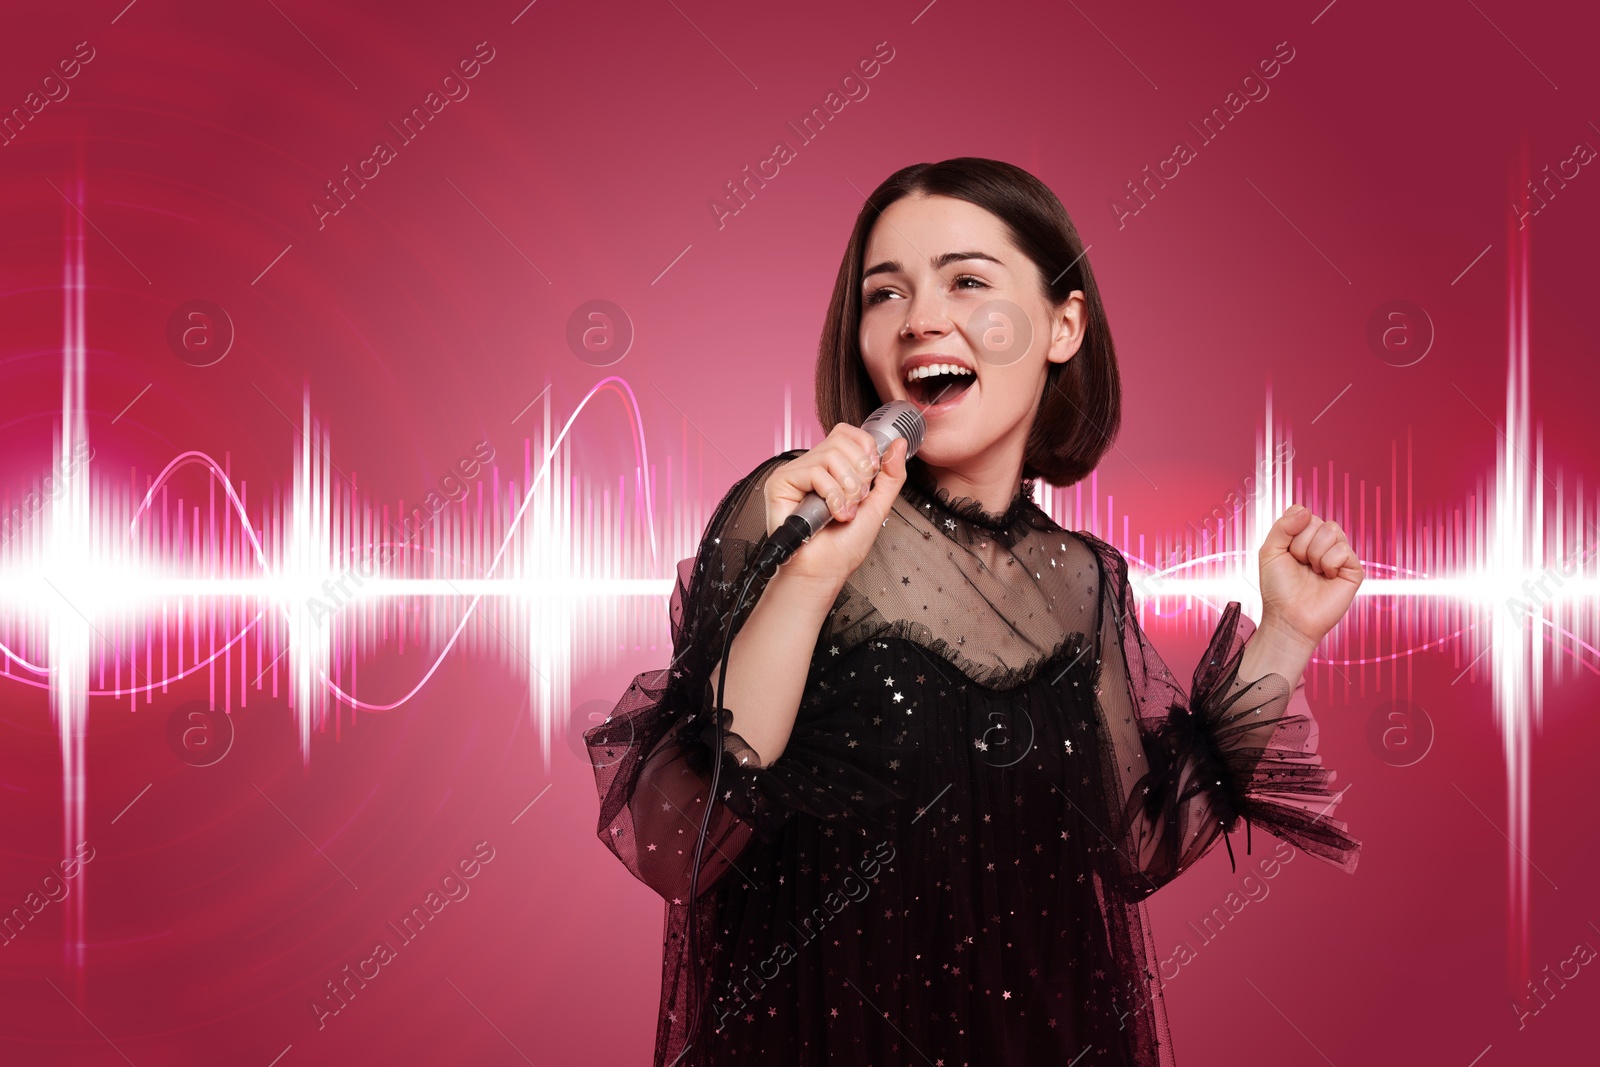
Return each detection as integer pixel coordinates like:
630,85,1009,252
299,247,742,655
1046,291,1087,365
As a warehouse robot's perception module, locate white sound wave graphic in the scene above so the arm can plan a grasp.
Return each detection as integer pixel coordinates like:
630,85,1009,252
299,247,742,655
5,179,1593,995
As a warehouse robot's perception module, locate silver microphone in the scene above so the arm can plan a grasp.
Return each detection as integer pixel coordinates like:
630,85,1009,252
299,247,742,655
756,400,925,572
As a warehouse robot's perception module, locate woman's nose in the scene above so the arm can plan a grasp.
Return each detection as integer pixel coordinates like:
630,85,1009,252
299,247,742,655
899,289,953,338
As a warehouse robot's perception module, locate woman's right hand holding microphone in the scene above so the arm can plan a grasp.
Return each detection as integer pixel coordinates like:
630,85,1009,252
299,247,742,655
762,423,909,591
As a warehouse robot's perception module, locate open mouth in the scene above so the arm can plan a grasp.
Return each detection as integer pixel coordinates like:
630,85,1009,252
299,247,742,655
904,363,976,407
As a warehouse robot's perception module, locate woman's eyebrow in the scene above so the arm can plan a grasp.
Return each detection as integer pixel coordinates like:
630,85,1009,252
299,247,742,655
862,250,1005,282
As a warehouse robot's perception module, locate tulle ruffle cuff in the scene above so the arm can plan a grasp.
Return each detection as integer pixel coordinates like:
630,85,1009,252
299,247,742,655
1131,602,1361,877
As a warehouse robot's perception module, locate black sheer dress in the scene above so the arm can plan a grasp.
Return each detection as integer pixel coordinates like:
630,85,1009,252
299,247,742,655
586,450,1360,1066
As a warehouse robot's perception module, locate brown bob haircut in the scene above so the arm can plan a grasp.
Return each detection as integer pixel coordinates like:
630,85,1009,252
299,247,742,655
815,156,1121,488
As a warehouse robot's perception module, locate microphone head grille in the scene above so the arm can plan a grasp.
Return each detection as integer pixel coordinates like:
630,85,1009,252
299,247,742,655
863,400,926,457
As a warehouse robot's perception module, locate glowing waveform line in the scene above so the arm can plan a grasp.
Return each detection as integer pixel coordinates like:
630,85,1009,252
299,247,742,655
1129,548,1443,581
36,376,663,712
12,171,1593,993
302,374,660,711
1133,573,1596,673
0,609,269,692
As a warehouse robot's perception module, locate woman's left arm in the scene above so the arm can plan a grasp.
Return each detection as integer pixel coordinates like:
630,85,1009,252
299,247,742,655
1216,504,1366,758
1245,502,1365,686
1086,505,1365,901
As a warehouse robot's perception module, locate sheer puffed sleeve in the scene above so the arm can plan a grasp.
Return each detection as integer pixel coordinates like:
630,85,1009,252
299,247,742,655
1087,538,1361,901
584,452,792,904
584,449,903,905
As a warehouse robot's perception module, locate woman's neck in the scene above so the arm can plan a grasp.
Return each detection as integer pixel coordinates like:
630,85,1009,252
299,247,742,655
917,451,1027,516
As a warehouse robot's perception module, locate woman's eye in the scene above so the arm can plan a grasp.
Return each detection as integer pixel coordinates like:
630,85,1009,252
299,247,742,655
865,276,987,306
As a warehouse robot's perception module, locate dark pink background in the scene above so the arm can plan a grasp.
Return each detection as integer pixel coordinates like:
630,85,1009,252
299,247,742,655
1,0,1597,1063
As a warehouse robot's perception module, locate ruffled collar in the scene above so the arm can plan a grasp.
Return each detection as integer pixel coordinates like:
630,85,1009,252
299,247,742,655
897,456,1041,546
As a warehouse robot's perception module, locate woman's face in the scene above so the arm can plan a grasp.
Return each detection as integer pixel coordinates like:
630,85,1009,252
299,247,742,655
857,193,1084,474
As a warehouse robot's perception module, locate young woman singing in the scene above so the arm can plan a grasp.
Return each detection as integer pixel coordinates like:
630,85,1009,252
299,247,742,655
587,156,1363,1066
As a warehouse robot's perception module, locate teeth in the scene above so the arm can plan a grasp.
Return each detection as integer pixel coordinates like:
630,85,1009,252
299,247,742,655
903,363,975,384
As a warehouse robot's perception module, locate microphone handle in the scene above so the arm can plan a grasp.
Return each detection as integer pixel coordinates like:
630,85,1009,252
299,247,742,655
787,491,837,537
756,430,897,574
787,413,905,537
752,399,923,577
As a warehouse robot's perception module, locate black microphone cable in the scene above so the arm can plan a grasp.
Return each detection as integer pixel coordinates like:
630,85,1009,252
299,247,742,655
668,549,765,1067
